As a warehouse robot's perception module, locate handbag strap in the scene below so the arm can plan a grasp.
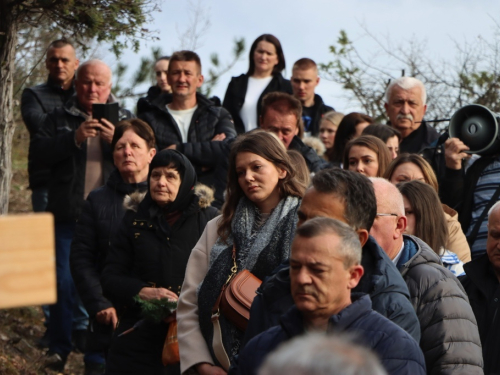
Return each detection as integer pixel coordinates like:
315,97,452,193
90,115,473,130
211,313,231,370
209,245,238,371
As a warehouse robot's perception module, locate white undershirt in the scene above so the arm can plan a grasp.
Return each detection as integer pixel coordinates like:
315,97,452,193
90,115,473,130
392,242,406,266
166,104,198,143
239,76,272,132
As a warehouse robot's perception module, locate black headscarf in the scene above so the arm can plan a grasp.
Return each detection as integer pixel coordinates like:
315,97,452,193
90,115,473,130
148,149,197,214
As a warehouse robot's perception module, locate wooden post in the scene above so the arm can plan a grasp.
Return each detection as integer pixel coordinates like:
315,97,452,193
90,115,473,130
0,213,56,308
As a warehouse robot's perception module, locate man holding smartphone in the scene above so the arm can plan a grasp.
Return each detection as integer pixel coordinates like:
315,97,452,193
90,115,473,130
32,59,133,372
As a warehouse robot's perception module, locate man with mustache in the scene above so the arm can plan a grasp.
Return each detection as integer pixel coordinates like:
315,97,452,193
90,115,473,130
234,217,426,375
32,59,133,372
139,50,236,188
384,76,439,154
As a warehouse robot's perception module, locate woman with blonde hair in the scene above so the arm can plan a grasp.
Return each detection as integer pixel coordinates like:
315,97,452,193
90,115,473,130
385,153,471,263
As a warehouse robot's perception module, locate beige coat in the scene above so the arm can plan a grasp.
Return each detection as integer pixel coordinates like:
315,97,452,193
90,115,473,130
177,216,221,374
443,204,471,263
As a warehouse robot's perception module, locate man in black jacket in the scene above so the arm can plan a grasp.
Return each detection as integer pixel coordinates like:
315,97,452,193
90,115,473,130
461,201,500,375
234,218,425,375
33,59,133,371
291,58,334,137
384,76,439,154
370,178,483,374
21,39,79,212
259,92,328,173
243,169,420,347
139,50,236,188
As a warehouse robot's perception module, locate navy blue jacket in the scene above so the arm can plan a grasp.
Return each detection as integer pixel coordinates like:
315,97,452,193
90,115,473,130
243,236,421,346
235,294,426,375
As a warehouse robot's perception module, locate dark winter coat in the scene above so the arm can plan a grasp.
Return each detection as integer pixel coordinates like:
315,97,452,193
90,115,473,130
31,96,133,222
440,156,497,248
136,86,165,116
101,189,218,375
234,294,426,375
460,254,500,375
21,76,75,188
70,169,148,317
302,94,334,136
398,120,440,154
222,73,293,134
243,236,421,346
289,135,329,173
398,235,483,375
138,92,236,187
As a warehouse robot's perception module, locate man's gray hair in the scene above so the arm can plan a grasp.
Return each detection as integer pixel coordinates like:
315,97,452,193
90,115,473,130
295,217,362,267
76,59,112,83
385,76,426,105
258,332,387,375
488,201,500,218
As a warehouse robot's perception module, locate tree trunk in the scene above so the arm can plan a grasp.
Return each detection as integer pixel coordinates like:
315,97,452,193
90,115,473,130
0,7,18,214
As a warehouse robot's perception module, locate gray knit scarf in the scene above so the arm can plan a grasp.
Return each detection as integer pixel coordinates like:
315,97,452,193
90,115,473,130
197,195,300,365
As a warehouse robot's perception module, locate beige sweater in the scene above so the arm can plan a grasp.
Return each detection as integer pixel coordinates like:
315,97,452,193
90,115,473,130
443,204,471,263
177,216,222,374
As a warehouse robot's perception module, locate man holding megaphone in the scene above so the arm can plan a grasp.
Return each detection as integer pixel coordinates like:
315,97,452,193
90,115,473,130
441,104,500,261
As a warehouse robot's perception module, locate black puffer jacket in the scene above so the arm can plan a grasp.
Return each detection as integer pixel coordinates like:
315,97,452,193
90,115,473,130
70,169,148,317
31,96,134,222
21,76,75,188
400,235,483,375
460,254,500,375
223,73,293,134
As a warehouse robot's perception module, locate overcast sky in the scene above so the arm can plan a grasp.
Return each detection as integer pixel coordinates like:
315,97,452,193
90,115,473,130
108,0,500,113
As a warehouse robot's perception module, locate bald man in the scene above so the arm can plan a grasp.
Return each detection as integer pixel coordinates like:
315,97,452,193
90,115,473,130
369,178,483,375
32,59,134,371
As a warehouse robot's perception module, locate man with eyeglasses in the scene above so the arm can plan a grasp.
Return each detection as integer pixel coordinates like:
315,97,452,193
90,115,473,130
369,177,483,375
242,168,420,349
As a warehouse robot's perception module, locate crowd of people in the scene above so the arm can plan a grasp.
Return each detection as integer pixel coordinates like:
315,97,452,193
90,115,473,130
20,33,500,375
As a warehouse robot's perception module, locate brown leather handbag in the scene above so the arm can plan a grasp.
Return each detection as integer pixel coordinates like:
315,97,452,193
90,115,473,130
211,245,262,369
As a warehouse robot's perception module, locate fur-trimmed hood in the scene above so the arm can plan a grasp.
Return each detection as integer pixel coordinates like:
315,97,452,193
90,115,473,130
123,183,215,212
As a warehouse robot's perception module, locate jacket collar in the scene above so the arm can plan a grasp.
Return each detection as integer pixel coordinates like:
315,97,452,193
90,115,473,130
463,254,500,296
280,294,372,337
46,75,75,92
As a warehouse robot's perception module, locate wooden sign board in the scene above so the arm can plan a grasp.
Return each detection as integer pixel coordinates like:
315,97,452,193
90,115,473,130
0,213,56,309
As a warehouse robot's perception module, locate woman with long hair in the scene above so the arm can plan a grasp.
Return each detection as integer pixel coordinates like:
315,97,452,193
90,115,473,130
397,180,465,276
362,123,402,160
384,153,470,263
343,135,392,178
329,112,373,166
177,130,306,375
223,34,292,134
319,111,344,162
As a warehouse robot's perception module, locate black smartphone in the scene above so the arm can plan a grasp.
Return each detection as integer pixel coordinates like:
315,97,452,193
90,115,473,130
92,103,119,125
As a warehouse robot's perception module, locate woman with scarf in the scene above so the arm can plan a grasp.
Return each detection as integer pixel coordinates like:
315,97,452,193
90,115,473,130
177,130,306,375
102,149,218,375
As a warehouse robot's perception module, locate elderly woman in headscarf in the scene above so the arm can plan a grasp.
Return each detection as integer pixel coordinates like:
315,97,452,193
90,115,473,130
102,149,218,375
